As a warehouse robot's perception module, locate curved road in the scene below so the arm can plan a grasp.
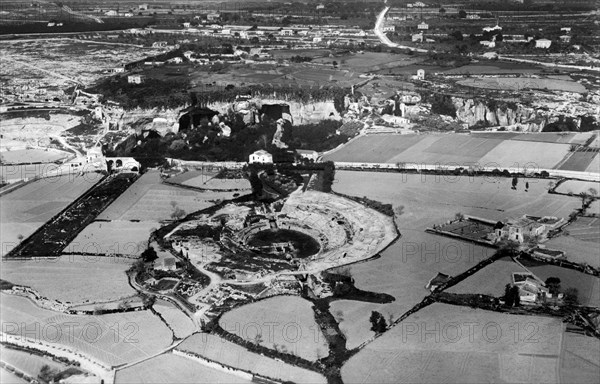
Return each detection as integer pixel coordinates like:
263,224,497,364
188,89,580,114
374,5,428,53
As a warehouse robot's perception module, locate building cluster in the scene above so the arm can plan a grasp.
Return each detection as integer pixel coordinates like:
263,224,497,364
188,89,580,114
490,215,565,244
125,23,378,47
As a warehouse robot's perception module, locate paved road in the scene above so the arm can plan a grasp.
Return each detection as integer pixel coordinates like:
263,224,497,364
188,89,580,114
373,5,428,53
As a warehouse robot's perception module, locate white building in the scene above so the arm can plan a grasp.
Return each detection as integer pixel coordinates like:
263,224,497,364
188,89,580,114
412,33,423,42
280,29,294,36
483,24,502,33
467,14,481,20
296,149,319,161
535,39,552,48
480,40,496,48
383,25,395,33
127,74,145,84
416,68,425,80
417,22,429,30
249,150,273,164
183,22,191,28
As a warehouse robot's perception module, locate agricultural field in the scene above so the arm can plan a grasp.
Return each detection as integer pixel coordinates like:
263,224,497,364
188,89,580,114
0,174,100,255
477,140,571,170
442,63,542,75
342,303,564,384
328,171,579,347
519,259,600,307
555,180,600,195
153,300,196,339
562,216,600,243
545,235,600,268
559,152,600,172
0,255,135,305
0,345,69,381
324,133,572,170
560,330,600,383
314,51,423,72
1,293,173,367
218,295,329,361
168,170,251,191
447,257,531,297
0,368,28,384
0,148,72,164
458,76,587,94
66,221,156,256
97,170,238,221
177,333,327,384
115,353,250,384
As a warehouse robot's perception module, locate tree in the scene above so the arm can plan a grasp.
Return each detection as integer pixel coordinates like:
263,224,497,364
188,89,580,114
450,30,463,41
17,234,24,242
512,176,518,190
458,10,467,18
511,285,521,306
504,284,514,307
38,364,59,383
439,7,446,15
545,277,561,295
171,206,186,220
332,60,338,68
497,239,520,255
249,171,263,197
455,212,465,221
369,311,387,333
563,287,579,306
525,181,529,191
141,246,158,263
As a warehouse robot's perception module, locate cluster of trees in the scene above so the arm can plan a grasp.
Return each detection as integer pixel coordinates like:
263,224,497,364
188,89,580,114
321,161,335,193
503,284,521,307
369,311,387,333
281,120,348,152
421,92,458,118
89,76,190,110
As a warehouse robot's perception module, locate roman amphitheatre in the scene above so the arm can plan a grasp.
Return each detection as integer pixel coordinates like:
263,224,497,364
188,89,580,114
2,3,600,383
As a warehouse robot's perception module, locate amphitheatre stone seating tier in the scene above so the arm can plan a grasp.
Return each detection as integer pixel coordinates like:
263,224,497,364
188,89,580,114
281,190,397,272
165,191,396,281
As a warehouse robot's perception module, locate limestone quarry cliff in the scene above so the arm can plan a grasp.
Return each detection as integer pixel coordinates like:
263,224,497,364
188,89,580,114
451,92,600,132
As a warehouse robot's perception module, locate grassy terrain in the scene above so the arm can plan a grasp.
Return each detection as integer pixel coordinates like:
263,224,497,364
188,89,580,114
1,255,135,305
342,303,564,384
219,295,329,361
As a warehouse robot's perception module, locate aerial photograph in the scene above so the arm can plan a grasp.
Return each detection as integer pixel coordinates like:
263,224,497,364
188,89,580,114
0,0,599,383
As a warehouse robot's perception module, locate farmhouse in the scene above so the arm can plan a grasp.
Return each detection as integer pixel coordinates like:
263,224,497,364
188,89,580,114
511,273,549,304
492,215,564,243
535,39,552,48
531,247,565,261
467,14,481,20
412,33,423,42
296,149,319,161
559,35,571,43
480,40,496,48
156,257,177,271
249,150,273,164
127,74,145,84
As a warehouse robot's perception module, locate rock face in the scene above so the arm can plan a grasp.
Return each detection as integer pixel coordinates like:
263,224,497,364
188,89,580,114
451,97,547,131
111,106,187,135
207,98,341,125
450,96,600,132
